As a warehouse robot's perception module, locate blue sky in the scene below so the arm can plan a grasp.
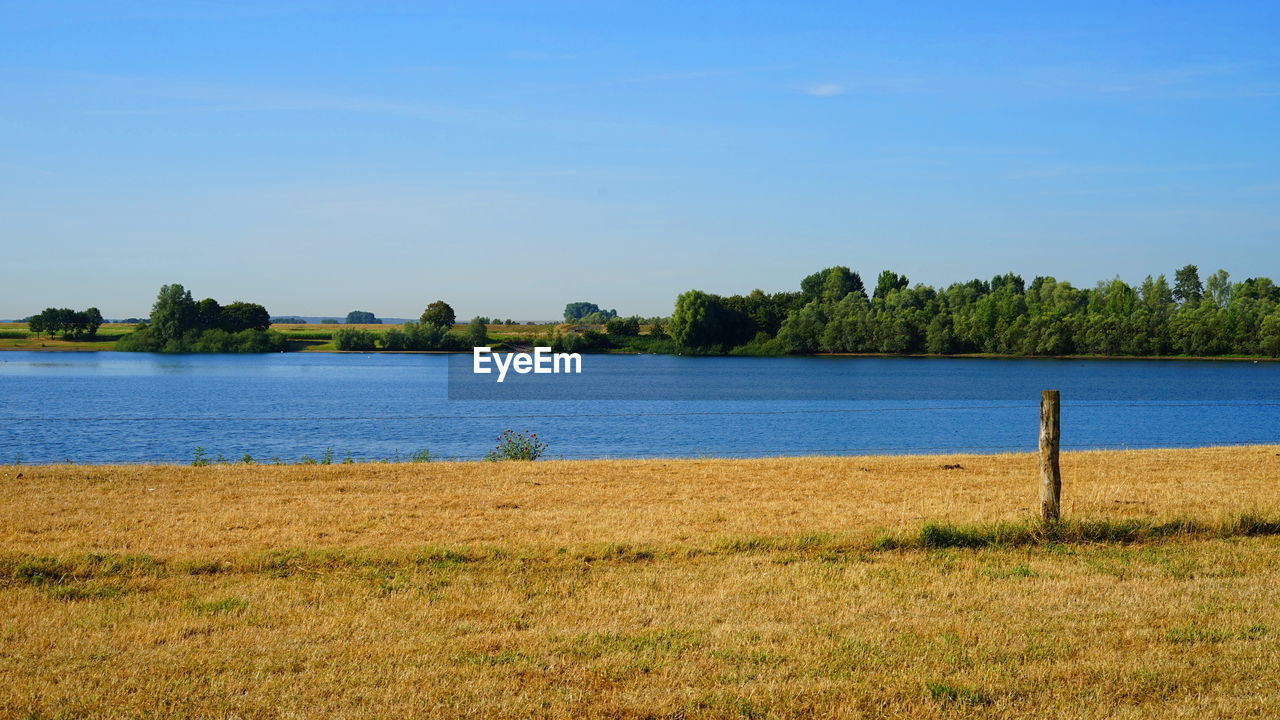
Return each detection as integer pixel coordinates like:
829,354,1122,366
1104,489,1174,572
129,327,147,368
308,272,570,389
2,1,1278,319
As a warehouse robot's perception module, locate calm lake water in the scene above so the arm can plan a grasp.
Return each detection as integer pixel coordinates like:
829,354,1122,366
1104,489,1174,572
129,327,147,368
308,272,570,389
2,351,1278,464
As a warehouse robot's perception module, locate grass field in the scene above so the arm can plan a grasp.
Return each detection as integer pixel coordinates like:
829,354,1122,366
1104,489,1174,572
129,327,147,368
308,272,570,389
3,446,1279,717
0,322,133,351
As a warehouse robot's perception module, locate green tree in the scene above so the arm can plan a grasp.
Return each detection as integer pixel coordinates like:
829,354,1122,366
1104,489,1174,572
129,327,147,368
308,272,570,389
195,298,222,330
1261,311,1280,357
605,315,641,336
27,312,47,337
669,290,719,350
221,302,271,332
1205,269,1232,307
467,317,488,347
420,301,457,328
925,313,955,354
81,307,104,338
775,300,827,353
150,284,197,342
1236,277,1280,302
30,308,59,337
1173,265,1203,305
873,270,909,300
55,307,79,337
345,310,380,324
801,266,865,302
1138,275,1175,315
564,302,602,322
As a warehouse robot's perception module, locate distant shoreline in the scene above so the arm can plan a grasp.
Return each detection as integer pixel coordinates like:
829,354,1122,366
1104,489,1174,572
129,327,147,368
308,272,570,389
1,344,1277,362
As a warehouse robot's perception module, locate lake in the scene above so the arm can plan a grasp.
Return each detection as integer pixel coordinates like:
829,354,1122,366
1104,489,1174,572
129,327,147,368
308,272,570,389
2,351,1278,464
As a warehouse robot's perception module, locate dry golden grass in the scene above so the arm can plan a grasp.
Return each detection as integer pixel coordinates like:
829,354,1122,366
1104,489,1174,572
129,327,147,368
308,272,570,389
3,447,1280,718
5,447,1278,555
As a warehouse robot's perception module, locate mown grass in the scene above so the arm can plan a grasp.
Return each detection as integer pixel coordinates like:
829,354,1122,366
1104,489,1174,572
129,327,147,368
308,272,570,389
3,447,1280,718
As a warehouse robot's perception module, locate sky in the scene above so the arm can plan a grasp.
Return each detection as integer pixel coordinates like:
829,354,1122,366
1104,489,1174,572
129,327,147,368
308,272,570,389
2,1,1278,320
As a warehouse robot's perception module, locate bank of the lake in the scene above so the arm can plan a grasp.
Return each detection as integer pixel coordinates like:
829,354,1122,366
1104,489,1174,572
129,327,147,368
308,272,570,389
4,323,1279,361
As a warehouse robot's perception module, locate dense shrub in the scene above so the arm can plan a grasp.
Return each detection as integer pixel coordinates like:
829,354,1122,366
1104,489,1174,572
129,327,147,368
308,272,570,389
605,316,641,336
115,327,286,353
334,328,379,351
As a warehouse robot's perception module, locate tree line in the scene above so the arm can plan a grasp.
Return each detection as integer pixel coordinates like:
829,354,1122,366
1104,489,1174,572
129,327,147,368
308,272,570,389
26,307,104,339
333,300,486,351
668,265,1280,358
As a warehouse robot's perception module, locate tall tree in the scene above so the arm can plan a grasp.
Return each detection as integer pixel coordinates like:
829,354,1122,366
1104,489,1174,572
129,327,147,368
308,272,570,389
1205,269,1232,307
150,284,197,342
1173,265,1203,305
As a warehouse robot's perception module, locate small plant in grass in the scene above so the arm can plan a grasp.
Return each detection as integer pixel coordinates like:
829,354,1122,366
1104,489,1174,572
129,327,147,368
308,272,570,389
409,448,433,463
192,447,209,467
321,448,334,465
484,430,548,461
240,453,255,465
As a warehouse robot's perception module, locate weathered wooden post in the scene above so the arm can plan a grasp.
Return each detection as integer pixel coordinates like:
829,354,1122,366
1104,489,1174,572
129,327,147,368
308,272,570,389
1039,389,1061,522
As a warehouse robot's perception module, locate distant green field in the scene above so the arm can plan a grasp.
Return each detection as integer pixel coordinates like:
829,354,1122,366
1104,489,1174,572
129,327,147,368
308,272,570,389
0,323,133,351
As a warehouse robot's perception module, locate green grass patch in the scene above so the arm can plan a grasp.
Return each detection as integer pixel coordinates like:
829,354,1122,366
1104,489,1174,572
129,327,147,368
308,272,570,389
47,584,128,602
925,681,992,706
187,596,250,616
889,514,1280,551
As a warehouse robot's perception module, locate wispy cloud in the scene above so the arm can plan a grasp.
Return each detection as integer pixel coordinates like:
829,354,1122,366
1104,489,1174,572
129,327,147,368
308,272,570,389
803,83,846,97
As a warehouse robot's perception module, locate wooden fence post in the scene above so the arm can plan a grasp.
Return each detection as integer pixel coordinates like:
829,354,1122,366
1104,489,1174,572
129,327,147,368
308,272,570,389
1039,389,1061,522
